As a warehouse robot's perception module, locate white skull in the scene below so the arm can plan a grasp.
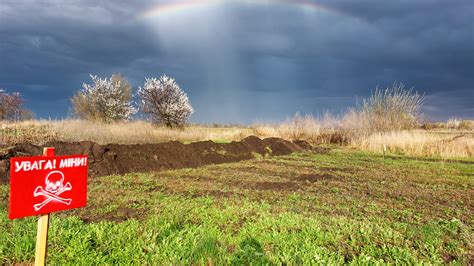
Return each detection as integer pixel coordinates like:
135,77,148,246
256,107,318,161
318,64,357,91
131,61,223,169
45,171,64,193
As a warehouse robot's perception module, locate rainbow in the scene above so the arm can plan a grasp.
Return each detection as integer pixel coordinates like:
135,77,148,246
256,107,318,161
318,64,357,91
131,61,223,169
140,0,349,19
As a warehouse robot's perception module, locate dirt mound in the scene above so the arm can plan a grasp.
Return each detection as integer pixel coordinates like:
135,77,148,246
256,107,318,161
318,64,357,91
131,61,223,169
0,136,315,184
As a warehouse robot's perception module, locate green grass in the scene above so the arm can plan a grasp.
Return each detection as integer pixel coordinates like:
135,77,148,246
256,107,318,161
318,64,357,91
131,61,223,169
1,149,473,264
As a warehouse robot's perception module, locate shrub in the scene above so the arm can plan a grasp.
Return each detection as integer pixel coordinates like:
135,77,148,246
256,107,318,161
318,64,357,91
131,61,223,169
276,113,349,144
446,117,461,129
71,74,136,122
458,120,474,130
421,122,445,130
346,83,425,136
138,75,193,127
447,119,474,131
277,113,320,141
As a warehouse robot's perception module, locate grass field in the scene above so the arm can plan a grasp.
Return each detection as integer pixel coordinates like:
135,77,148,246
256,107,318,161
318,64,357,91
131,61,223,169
1,148,473,264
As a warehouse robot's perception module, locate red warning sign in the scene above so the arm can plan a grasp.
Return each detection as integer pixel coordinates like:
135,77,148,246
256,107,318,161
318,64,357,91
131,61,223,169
9,154,88,219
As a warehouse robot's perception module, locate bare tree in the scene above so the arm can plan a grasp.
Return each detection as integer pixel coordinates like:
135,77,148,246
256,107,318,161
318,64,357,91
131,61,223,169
0,89,33,121
138,75,193,127
71,74,136,122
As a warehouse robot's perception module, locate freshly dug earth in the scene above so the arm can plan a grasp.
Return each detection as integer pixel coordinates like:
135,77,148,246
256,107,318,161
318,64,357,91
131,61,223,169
0,136,316,184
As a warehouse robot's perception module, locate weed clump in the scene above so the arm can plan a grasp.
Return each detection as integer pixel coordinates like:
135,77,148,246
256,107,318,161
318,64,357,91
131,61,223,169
346,82,425,137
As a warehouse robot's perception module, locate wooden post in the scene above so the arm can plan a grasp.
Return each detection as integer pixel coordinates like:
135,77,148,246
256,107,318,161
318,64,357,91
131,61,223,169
35,214,49,266
35,147,54,266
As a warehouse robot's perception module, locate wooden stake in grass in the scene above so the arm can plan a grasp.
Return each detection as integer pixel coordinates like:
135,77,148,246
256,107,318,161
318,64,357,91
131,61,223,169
35,147,55,266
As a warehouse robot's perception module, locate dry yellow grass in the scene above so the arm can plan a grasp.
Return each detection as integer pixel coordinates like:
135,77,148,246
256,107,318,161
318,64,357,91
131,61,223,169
253,113,347,144
1,119,473,158
0,120,259,145
1,118,329,145
355,130,474,158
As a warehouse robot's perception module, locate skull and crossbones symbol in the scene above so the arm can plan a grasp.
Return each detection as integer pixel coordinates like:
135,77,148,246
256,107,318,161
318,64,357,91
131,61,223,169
33,170,72,211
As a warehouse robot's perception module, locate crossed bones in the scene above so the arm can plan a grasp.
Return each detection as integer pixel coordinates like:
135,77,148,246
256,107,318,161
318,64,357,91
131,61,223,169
33,182,72,211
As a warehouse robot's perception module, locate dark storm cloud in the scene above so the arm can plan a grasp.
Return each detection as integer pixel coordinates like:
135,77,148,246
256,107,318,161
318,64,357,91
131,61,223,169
0,0,472,122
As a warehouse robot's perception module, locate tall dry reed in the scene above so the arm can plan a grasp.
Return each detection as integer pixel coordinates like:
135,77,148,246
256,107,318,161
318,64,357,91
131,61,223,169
355,130,474,158
0,120,256,145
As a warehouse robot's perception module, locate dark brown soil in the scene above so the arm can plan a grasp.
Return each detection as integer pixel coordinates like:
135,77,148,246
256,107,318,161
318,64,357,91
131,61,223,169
0,136,314,184
295,173,337,183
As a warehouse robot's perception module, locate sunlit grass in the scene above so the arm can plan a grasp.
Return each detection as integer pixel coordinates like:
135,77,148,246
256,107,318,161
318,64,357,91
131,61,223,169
1,149,472,264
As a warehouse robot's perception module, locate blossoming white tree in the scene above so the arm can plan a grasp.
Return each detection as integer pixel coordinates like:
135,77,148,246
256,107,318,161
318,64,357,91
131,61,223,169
71,74,136,122
138,75,193,127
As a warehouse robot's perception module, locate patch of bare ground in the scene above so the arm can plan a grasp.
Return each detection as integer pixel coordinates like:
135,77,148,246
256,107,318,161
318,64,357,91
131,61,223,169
294,173,338,183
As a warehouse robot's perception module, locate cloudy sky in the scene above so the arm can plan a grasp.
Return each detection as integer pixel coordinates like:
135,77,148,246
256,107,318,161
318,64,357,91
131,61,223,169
0,0,473,123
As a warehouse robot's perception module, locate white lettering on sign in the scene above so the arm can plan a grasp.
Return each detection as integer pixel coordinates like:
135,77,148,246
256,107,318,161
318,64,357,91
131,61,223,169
14,159,57,173
59,157,88,168
13,157,87,172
